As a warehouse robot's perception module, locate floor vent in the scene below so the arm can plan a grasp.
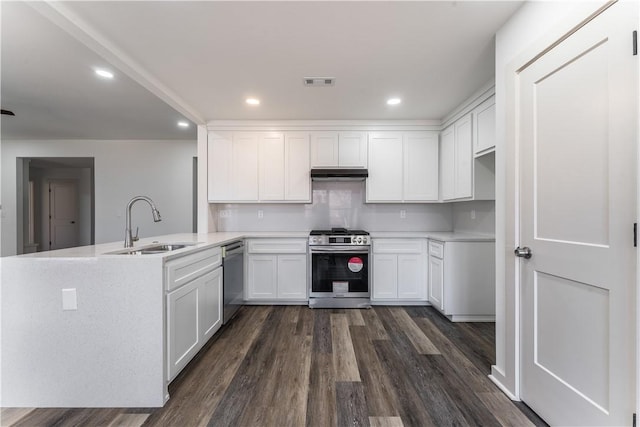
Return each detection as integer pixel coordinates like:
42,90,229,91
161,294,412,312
303,77,335,87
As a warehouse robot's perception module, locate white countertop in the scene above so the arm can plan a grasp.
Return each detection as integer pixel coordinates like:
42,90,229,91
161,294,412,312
9,230,493,260
370,231,495,242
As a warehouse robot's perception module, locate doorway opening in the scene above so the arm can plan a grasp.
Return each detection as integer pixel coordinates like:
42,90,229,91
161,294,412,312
17,157,95,254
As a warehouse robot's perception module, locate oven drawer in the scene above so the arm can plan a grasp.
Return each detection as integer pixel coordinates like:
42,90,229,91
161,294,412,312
373,239,424,254
247,239,307,254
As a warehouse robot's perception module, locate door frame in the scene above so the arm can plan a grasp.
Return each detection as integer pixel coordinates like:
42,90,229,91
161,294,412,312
495,0,639,415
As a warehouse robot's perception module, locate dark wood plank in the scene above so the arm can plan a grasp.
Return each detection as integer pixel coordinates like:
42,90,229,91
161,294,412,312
306,353,337,427
336,382,370,427
361,308,390,340
350,325,402,418
296,305,315,337
312,309,332,354
375,307,467,426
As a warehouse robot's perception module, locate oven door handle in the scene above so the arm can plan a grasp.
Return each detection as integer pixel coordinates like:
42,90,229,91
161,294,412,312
310,247,370,253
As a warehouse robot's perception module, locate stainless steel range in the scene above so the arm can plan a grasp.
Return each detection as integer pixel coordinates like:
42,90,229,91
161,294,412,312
308,228,371,309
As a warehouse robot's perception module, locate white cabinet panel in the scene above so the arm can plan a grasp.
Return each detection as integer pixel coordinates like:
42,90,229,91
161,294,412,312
440,126,455,200
167,279,200,380
207,132,232,201
427,239,495,321
246,238,308,302
372,254,398,299
372,238,427,302
310,131,367,168
474,96,496,156
338,132,367,167
367,132,403,202
398,254,425,299
428,256,444,311
310,132,339,167
233,133,260,201
277,255,307,299
207,131,259,202
199,267,222,342
284,133,311,201
454,115,473,199
259,133,285,201
441,114,473,201
247,255,278,299
404,133,439,201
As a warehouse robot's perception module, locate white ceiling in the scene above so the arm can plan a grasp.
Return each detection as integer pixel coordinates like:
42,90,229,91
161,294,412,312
1,1,523,140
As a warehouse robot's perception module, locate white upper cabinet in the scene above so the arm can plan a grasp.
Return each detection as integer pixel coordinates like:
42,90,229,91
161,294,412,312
209,131,310,203
284,133,311,201
404,133,439,201
310,131,367,168
367,131,439,203
259,132,285,201
208,131,259,202
473,95,496,156
441,113,473,201
367,132,403,201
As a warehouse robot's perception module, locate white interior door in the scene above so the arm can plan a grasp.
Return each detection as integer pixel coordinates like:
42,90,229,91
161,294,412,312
49,180,79,250
518,3,637,425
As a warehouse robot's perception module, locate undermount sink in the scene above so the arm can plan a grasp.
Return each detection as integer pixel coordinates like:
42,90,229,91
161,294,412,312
108,243,196,255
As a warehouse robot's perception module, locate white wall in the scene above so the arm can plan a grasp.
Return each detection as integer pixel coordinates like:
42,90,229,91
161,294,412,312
215,180,454,232
493,0,610,398
1,140,196,256
452,200,495,235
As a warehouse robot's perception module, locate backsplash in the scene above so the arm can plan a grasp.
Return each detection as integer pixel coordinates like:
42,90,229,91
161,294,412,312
452,200,496,235
214,181,454,232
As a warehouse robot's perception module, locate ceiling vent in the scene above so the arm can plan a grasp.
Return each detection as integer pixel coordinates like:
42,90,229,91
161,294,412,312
303,77,335,87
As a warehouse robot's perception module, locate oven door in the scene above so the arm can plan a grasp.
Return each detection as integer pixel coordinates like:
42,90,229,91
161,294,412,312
309,246,370,298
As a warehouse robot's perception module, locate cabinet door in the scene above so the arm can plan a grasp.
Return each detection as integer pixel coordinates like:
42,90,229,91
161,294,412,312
285,133,311,201
474,96,496,155
310,132,339,167
167,280,200,380
428,256,444,312
207,132,232,201
247,255,277,299
259,132,285,201
404,132,439,201
338,132,367,168
454,114,473,199
199,267,222,342
440,126,455,201
397,254,426,300
372,254,398,299
367,133,403,202
232,133,259,201
277,255,307,299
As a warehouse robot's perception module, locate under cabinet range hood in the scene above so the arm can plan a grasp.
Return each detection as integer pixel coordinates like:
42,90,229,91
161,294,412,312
310,168,368,181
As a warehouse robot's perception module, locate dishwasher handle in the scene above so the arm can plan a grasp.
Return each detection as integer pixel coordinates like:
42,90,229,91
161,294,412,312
222,242,244,258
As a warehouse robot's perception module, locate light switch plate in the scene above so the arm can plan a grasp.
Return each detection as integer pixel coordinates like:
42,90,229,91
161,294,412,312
400,210,406,219
62,288,77,310
258,210,264,219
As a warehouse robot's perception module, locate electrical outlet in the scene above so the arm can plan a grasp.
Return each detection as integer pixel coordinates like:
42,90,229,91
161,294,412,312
471,209,476,220
400,210,406,219
258,210,264,219
219,210,230,218
62,288,77,310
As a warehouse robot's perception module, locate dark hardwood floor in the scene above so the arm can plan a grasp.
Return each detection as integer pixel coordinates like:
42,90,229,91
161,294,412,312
2,306,548,427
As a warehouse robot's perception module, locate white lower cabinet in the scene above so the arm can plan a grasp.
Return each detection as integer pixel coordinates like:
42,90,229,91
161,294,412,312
246,239,308,302
372,239,427,302
427,239,495,321
166,247,223,382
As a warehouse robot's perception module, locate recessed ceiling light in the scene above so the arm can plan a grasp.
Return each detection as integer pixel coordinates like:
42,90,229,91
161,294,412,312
387,98,402,106
177,121,189,128
94,68,114,79
246,98,260,105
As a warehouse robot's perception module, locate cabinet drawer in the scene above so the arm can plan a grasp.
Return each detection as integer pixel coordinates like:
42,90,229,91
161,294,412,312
373,239,424,254
247,239,307,254
428,241,444,259
166,247,222,291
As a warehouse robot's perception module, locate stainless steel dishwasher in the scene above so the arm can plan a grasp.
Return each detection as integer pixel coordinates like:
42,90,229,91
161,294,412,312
222,241,244,324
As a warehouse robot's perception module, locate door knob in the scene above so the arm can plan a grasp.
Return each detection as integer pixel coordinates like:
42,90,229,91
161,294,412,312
514,246,532,259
